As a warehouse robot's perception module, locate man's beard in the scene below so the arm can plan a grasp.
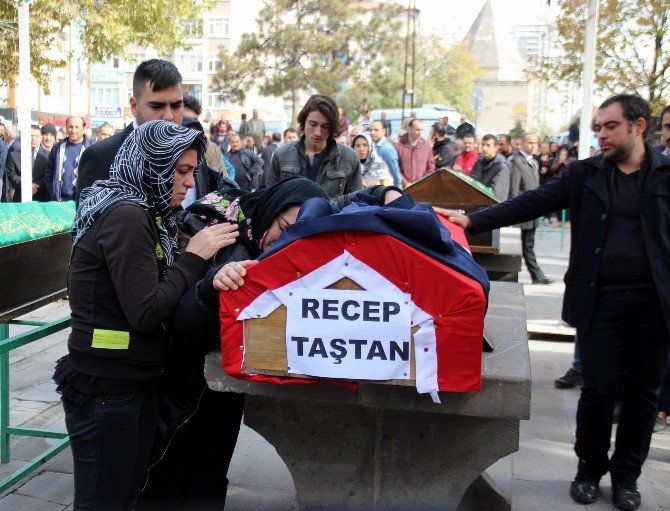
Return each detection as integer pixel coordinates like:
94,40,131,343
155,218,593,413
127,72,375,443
603,139,635,163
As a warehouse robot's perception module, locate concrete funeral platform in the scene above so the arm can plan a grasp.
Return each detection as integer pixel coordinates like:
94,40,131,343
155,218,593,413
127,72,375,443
205,281,530,511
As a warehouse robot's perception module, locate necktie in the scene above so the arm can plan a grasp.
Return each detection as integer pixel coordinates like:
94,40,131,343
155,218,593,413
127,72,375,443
31,149,36,168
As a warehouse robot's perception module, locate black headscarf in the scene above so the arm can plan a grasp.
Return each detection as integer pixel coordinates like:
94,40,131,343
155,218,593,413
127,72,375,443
238,176,329,253
179,176,328,260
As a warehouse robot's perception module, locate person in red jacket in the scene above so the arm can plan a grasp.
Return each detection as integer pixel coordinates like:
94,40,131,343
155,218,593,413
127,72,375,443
393,118,435,186
453,134,479,175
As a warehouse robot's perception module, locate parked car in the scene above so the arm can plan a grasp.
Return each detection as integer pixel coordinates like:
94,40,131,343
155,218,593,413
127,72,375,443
369,104,464,137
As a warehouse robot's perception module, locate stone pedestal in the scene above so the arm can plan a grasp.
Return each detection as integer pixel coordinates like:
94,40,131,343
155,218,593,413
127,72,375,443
205,282,530,510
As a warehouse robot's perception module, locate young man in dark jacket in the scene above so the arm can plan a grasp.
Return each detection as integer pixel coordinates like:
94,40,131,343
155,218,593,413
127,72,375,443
470,134,509,202
441,94,670,511
266,94,362,199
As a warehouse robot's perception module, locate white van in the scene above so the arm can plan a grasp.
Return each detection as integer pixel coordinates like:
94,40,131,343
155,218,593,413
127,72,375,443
369,104,463,137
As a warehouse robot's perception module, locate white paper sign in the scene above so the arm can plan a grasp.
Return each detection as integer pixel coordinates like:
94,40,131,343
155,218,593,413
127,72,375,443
285,288,412,380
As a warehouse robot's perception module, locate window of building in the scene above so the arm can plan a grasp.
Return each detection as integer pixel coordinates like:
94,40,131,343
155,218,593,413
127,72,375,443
208,18,229,37
57,77,66,98
208,92,226,108
126,53,145,65
208,56,222,73
182,84,202,101
184,19,204,37
180,53,203,73
92,87,121,105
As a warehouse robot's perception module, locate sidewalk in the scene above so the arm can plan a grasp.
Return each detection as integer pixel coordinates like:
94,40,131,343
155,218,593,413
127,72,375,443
1,227,669,510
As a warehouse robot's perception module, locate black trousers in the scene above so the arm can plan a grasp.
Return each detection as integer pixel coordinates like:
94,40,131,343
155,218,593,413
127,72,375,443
658,355,670,414
63,384,160,510
575,288,670,478
520,228,547,282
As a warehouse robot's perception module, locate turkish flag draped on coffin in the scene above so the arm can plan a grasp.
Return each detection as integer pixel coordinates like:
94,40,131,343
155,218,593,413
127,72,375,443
219,194,490,399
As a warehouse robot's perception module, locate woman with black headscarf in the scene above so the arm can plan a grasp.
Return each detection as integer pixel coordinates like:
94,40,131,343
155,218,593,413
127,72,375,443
137,177,401,507
53,120,240,510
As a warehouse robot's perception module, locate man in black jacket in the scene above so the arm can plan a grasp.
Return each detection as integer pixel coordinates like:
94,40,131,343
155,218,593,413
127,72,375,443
470,134,509,201
5,126,49,201
441,94,670,511
75,59,185,201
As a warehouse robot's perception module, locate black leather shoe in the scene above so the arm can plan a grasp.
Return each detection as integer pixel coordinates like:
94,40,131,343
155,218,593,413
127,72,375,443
570,461,602,504
532,277,554,285
612,476,641,510
555,368,583,389
570,478,600,504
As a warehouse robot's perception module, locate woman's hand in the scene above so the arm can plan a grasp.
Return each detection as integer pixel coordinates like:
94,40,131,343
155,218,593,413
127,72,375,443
432,207,472,229
185,223,239,260
213,260,259,291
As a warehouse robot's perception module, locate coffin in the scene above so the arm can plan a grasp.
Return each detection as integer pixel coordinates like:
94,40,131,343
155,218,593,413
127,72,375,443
404,169,500,253
0,202,74,321
218,196,491,398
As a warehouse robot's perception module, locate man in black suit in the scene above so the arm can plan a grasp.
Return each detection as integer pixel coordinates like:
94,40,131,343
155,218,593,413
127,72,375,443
6,126,49,202
75,59,185,201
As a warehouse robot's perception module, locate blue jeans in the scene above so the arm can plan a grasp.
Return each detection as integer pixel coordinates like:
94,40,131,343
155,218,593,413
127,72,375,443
63,384,160,510
572,335,581,373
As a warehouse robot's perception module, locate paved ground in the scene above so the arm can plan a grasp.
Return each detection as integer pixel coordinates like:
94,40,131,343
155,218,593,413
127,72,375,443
1,226,669,510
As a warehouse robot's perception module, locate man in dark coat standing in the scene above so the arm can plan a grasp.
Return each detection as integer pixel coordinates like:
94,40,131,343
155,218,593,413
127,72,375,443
75,59,185,201
5,126,49,201
440,94,670,511
507,132,551,284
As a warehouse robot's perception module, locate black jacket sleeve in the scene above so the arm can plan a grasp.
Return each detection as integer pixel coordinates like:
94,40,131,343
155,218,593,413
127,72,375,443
95,203,209,333
468,170,570,234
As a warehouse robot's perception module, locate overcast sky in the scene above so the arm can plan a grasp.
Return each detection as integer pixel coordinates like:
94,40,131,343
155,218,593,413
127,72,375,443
412,0,558,42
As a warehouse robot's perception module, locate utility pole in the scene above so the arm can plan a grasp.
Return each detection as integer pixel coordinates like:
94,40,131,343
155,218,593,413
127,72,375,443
578,0,599,160
18,0,33,202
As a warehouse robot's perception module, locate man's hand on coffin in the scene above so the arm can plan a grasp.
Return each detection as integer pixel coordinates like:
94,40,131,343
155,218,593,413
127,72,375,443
185,223,240,260
213,260,259,291
432,207,472,229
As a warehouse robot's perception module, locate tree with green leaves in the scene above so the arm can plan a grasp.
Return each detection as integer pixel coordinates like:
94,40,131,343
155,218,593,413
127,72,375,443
530,0,670,117
338,38,480,122
211,0,404,124
0,0,213,91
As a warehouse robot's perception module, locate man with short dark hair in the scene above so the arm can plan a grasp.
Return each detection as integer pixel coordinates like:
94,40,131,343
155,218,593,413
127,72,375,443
267,94,362,199
96,123,115,142
455,115,475,139
432,116,455,138
370,120,401,187
453,134,478,175
40,123,57,153
259,133,281,188
6,126,48,201
44,115,91,201
441,94,670,511
498,134,514,161
432,127,456,169
358,110,371,132
470,134,509,201
507,132,551,284
226,131,263,192
283,128,299,144
394,118,435,186
247,108,266,149
76,59,185,200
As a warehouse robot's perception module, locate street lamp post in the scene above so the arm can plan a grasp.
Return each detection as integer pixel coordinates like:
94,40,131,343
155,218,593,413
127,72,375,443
18,0,32,203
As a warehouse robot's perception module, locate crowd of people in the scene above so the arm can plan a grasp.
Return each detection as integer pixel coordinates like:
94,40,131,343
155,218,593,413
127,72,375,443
1,56,669,511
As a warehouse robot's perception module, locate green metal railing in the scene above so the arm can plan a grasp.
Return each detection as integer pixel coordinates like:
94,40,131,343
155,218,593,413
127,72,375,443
536,209,569,251
0,316,71,495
